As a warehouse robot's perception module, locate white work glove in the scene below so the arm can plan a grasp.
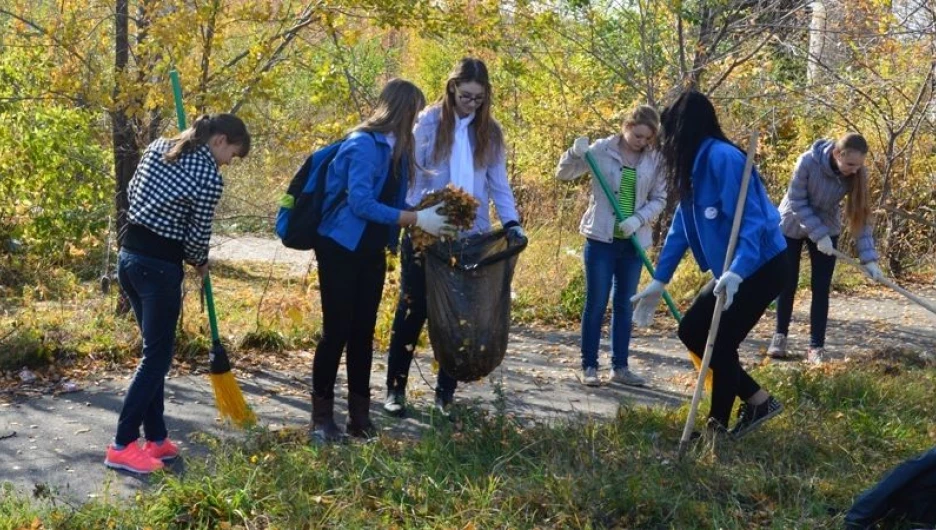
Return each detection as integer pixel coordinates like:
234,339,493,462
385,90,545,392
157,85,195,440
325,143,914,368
815,235,835,256
618,216,641,238
572,137,590,158
863,261,884,281
630,280,666,327
713,271,743,311
415,202,455,237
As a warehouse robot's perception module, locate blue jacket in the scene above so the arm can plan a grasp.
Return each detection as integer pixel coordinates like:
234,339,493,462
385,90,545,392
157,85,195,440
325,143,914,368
654,138,786,282
317,131,408,252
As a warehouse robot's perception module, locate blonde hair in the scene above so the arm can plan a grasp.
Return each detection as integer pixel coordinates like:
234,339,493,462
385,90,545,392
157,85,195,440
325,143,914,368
353,79,426,182
835,133,871,234
622,105,660,138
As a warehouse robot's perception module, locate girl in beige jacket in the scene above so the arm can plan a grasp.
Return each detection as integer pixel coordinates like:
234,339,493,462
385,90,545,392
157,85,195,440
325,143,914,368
555,106,667,386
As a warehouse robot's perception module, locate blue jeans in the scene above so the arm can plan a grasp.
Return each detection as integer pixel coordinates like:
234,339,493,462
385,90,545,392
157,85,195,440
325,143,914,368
775,235,838,348
115,250,183,446
581,238,643,370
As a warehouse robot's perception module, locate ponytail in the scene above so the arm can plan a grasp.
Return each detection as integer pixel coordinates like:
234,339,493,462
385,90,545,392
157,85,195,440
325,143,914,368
836,133,871,234
164,113,251,163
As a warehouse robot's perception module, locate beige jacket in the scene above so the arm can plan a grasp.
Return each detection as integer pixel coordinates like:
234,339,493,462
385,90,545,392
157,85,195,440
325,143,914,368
555,135,667,248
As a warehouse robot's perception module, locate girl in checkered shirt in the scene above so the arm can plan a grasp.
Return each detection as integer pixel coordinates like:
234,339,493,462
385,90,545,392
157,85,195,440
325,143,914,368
105,114,250,474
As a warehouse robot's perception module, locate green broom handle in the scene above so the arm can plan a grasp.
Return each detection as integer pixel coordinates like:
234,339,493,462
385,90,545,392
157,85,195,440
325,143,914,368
170,69,220,342
583,150,682,322
203,274,221,344
169,69,187,130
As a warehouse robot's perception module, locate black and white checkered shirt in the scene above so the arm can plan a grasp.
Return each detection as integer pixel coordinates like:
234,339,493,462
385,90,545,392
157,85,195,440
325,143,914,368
126,138,224,266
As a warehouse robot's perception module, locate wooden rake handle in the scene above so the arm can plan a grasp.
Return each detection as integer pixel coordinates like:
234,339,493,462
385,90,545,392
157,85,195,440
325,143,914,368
831,249,936,317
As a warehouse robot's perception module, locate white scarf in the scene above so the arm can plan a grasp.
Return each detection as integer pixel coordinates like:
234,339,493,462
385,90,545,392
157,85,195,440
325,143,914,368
449,112,475,195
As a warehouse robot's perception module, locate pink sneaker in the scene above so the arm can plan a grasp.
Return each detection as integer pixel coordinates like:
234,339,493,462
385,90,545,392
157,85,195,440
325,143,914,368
142,438,180,461
105,443,164,474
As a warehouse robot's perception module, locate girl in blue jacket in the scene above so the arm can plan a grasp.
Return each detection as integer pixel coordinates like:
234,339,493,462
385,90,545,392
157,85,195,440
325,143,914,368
310,79,455,443
630,91,789,439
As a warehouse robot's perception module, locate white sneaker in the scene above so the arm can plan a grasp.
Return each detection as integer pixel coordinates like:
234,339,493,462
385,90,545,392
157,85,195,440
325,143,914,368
582,367,600,387
807,347,825,364
767,333,788,359
610,366,646,386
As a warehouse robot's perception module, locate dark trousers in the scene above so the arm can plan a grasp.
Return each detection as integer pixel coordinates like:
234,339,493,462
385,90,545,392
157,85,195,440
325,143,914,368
385,236,458,400
312,237,387,400
775,235,838,348
115,250,183,446
678,252,790,427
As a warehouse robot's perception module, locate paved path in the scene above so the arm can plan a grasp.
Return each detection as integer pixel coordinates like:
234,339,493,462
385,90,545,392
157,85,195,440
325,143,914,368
2,236,934,503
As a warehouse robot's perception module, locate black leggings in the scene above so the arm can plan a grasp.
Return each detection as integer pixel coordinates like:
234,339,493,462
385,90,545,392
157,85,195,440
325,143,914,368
311,237,387,400
678,251,790,426
775,235,838,347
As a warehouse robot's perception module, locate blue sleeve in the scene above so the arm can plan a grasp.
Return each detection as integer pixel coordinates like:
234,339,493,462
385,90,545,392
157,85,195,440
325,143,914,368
653,204,690,283
711,148,769,279
337,136,402,226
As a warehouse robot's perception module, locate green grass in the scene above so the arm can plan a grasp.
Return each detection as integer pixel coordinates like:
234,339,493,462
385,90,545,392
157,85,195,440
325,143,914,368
3,359,934,529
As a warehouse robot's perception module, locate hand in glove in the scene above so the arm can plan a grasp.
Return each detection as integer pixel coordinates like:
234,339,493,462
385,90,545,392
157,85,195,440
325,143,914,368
415,202,455,237
863,261,884,281
618,216,641,238
506,224,528,245
572,137,590,158
815,235,835,256
713,271,743,310
630,280,666,327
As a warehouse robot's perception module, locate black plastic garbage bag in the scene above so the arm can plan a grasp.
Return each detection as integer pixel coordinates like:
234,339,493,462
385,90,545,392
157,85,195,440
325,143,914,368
424,229,527,382
845,446,936,529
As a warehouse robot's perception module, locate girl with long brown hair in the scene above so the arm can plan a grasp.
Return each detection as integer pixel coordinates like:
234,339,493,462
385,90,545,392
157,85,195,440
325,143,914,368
309,79,455,442
383,58,524,417
768,133,882,363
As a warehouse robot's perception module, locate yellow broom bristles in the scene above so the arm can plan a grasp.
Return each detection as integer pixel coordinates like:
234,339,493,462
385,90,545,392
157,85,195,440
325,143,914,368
209,372,256,427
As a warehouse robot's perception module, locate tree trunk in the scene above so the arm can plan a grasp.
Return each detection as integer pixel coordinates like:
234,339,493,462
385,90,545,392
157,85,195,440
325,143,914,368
112,0,138,314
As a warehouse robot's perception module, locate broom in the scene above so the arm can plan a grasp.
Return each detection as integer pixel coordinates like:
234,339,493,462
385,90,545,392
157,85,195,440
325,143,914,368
582,150,713,390
204,273,257,426
170,68,255,427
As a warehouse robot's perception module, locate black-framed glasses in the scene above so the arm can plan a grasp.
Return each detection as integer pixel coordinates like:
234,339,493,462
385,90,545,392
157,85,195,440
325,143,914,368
456,91,486,104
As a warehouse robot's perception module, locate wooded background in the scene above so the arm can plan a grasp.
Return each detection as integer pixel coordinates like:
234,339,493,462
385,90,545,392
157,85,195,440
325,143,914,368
2,0,935,285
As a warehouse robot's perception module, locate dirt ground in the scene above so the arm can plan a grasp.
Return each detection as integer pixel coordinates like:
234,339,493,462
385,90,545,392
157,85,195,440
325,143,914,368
2,235,934,502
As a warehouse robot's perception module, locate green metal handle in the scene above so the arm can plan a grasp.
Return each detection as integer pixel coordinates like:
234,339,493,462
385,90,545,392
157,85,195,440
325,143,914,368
169,69,187,130
203,274,221,343
583,150,682,322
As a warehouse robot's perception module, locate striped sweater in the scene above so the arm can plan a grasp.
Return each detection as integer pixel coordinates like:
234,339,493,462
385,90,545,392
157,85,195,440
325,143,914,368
778,139,878,263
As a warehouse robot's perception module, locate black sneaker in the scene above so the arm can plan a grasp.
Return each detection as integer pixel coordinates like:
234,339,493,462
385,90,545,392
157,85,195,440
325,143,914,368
433,394,453,418
730,396,783,438
383,390,405,417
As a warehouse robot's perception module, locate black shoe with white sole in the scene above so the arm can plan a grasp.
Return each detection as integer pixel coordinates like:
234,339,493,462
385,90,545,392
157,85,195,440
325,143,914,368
730,396,783,439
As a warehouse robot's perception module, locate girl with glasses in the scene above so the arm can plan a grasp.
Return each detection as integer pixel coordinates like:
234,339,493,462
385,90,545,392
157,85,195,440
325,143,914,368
383,57,524,417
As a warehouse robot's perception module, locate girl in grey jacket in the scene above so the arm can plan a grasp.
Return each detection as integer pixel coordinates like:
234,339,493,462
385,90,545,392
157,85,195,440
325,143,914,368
769,133,882,363
555,106,667,386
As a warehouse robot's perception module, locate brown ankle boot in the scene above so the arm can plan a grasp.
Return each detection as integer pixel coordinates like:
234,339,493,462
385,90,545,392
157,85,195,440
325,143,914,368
310,394,344,443
346,393,377,439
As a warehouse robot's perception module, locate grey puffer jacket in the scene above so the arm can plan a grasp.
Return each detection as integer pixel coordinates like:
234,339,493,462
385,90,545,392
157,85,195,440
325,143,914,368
778,139,878,263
